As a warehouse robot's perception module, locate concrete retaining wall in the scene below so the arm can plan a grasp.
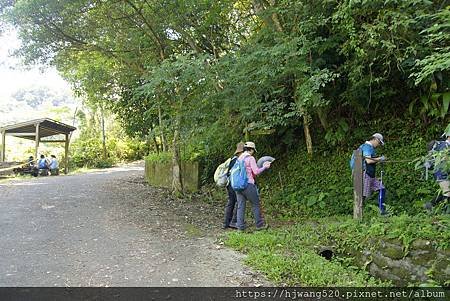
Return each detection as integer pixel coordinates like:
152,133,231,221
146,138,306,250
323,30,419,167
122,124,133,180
144,159,200,192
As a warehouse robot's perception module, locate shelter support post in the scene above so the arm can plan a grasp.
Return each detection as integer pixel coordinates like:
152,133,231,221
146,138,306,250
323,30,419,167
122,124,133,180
353,149,364,220
35,123,40,160
64,133,69,174
1,130,5,162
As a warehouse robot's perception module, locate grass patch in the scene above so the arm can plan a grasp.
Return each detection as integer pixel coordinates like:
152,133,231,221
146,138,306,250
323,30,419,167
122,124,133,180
225,228,390,286
224,213,449,286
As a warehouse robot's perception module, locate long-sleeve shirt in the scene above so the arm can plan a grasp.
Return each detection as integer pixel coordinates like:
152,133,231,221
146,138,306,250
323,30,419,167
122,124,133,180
49,158,59,169
239,152,266,184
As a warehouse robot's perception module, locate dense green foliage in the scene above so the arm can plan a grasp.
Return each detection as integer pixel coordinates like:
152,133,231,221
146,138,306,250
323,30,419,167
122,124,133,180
70,108,149,168
71,136,148,168
256,119,447,218
2,0,448,161
145,152,173,164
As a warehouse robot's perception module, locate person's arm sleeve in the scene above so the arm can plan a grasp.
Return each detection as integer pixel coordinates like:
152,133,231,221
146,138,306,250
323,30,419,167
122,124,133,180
248,156,266,175
362,145,378,164
361,145,372,158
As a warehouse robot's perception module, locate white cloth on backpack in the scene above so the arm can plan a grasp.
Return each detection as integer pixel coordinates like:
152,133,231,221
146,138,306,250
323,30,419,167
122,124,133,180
214,158,232,187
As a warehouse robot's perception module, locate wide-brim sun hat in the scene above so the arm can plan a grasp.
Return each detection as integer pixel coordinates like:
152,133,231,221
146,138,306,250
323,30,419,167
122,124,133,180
234,142,245,155
372,133,384,145
257,156,275,168
244,141,257,152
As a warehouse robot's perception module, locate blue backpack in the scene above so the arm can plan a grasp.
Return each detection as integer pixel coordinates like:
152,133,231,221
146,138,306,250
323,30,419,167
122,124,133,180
230,157,249,191
38,158,47,169
349,146,361,170
350,144,367,170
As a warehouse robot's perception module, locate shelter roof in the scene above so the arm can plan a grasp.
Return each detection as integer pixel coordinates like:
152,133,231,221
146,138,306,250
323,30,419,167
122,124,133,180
0,118,76,140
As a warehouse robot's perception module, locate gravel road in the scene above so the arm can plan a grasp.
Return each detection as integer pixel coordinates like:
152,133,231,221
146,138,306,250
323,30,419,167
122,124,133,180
0,163,269,287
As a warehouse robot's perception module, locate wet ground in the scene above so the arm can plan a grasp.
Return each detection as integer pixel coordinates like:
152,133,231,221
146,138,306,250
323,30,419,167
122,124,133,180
0,163,269,287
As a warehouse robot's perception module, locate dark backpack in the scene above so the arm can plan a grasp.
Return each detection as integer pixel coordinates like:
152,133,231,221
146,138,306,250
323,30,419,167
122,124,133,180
425,140,447,172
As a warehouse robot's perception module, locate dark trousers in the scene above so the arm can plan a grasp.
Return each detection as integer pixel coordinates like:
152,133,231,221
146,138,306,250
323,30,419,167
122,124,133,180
223,184,238,227
236,183,264,230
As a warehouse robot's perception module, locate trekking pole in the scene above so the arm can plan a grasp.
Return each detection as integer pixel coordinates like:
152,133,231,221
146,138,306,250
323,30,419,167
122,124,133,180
383,160,412,164
378,162,386,214
258,186,266,221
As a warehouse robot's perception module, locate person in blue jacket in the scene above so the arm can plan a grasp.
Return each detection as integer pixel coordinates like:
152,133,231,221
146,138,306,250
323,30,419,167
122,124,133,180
37,154,49,170
355,133,387,213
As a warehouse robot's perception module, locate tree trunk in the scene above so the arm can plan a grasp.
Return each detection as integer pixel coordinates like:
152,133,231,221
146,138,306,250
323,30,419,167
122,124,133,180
158,105,168,152
294,79,313,156
267,0,284,33
149,127,159,154
100,104,107,160
302,111,313,156
153,136,160,154
252,0,284,33
317,107,329,131
252,0,274,30
69,106,78,141
172,127,183,194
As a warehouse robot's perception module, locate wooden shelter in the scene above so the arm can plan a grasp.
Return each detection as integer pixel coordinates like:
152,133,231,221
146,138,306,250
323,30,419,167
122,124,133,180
0,118,76,174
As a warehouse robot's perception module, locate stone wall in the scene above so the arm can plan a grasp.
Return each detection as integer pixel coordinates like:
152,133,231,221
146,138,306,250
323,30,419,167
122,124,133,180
339,239,449,286
144,159,200,192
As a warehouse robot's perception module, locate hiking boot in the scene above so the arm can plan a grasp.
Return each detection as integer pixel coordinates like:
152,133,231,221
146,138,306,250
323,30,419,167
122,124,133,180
237,228,250,233
255,224,269,231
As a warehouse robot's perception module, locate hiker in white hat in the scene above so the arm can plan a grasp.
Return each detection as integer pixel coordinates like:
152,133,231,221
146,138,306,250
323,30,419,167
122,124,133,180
351,133,387,213
234,141,271,231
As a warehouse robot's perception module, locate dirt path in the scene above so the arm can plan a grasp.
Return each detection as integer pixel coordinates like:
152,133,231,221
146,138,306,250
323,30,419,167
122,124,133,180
0,163,269,287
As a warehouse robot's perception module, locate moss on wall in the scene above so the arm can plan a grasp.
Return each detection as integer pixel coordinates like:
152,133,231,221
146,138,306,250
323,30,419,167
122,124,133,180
144,159,199,192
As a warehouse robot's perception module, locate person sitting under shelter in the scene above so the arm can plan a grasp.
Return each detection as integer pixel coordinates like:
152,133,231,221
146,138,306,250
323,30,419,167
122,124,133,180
38,154,49,169
49,155,59,175
27,156,35,167
37,154,50,176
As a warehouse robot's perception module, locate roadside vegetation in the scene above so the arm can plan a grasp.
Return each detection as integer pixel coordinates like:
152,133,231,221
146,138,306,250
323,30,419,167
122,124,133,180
223,213,449,286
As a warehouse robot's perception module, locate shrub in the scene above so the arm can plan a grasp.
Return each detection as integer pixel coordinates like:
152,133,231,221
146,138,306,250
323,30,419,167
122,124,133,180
145,151,172,164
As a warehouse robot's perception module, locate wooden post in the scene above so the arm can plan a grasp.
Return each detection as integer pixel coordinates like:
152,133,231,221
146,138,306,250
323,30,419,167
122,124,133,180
64,133,69,174
353,149,364,220
35,123,40,160
1,130,5,162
